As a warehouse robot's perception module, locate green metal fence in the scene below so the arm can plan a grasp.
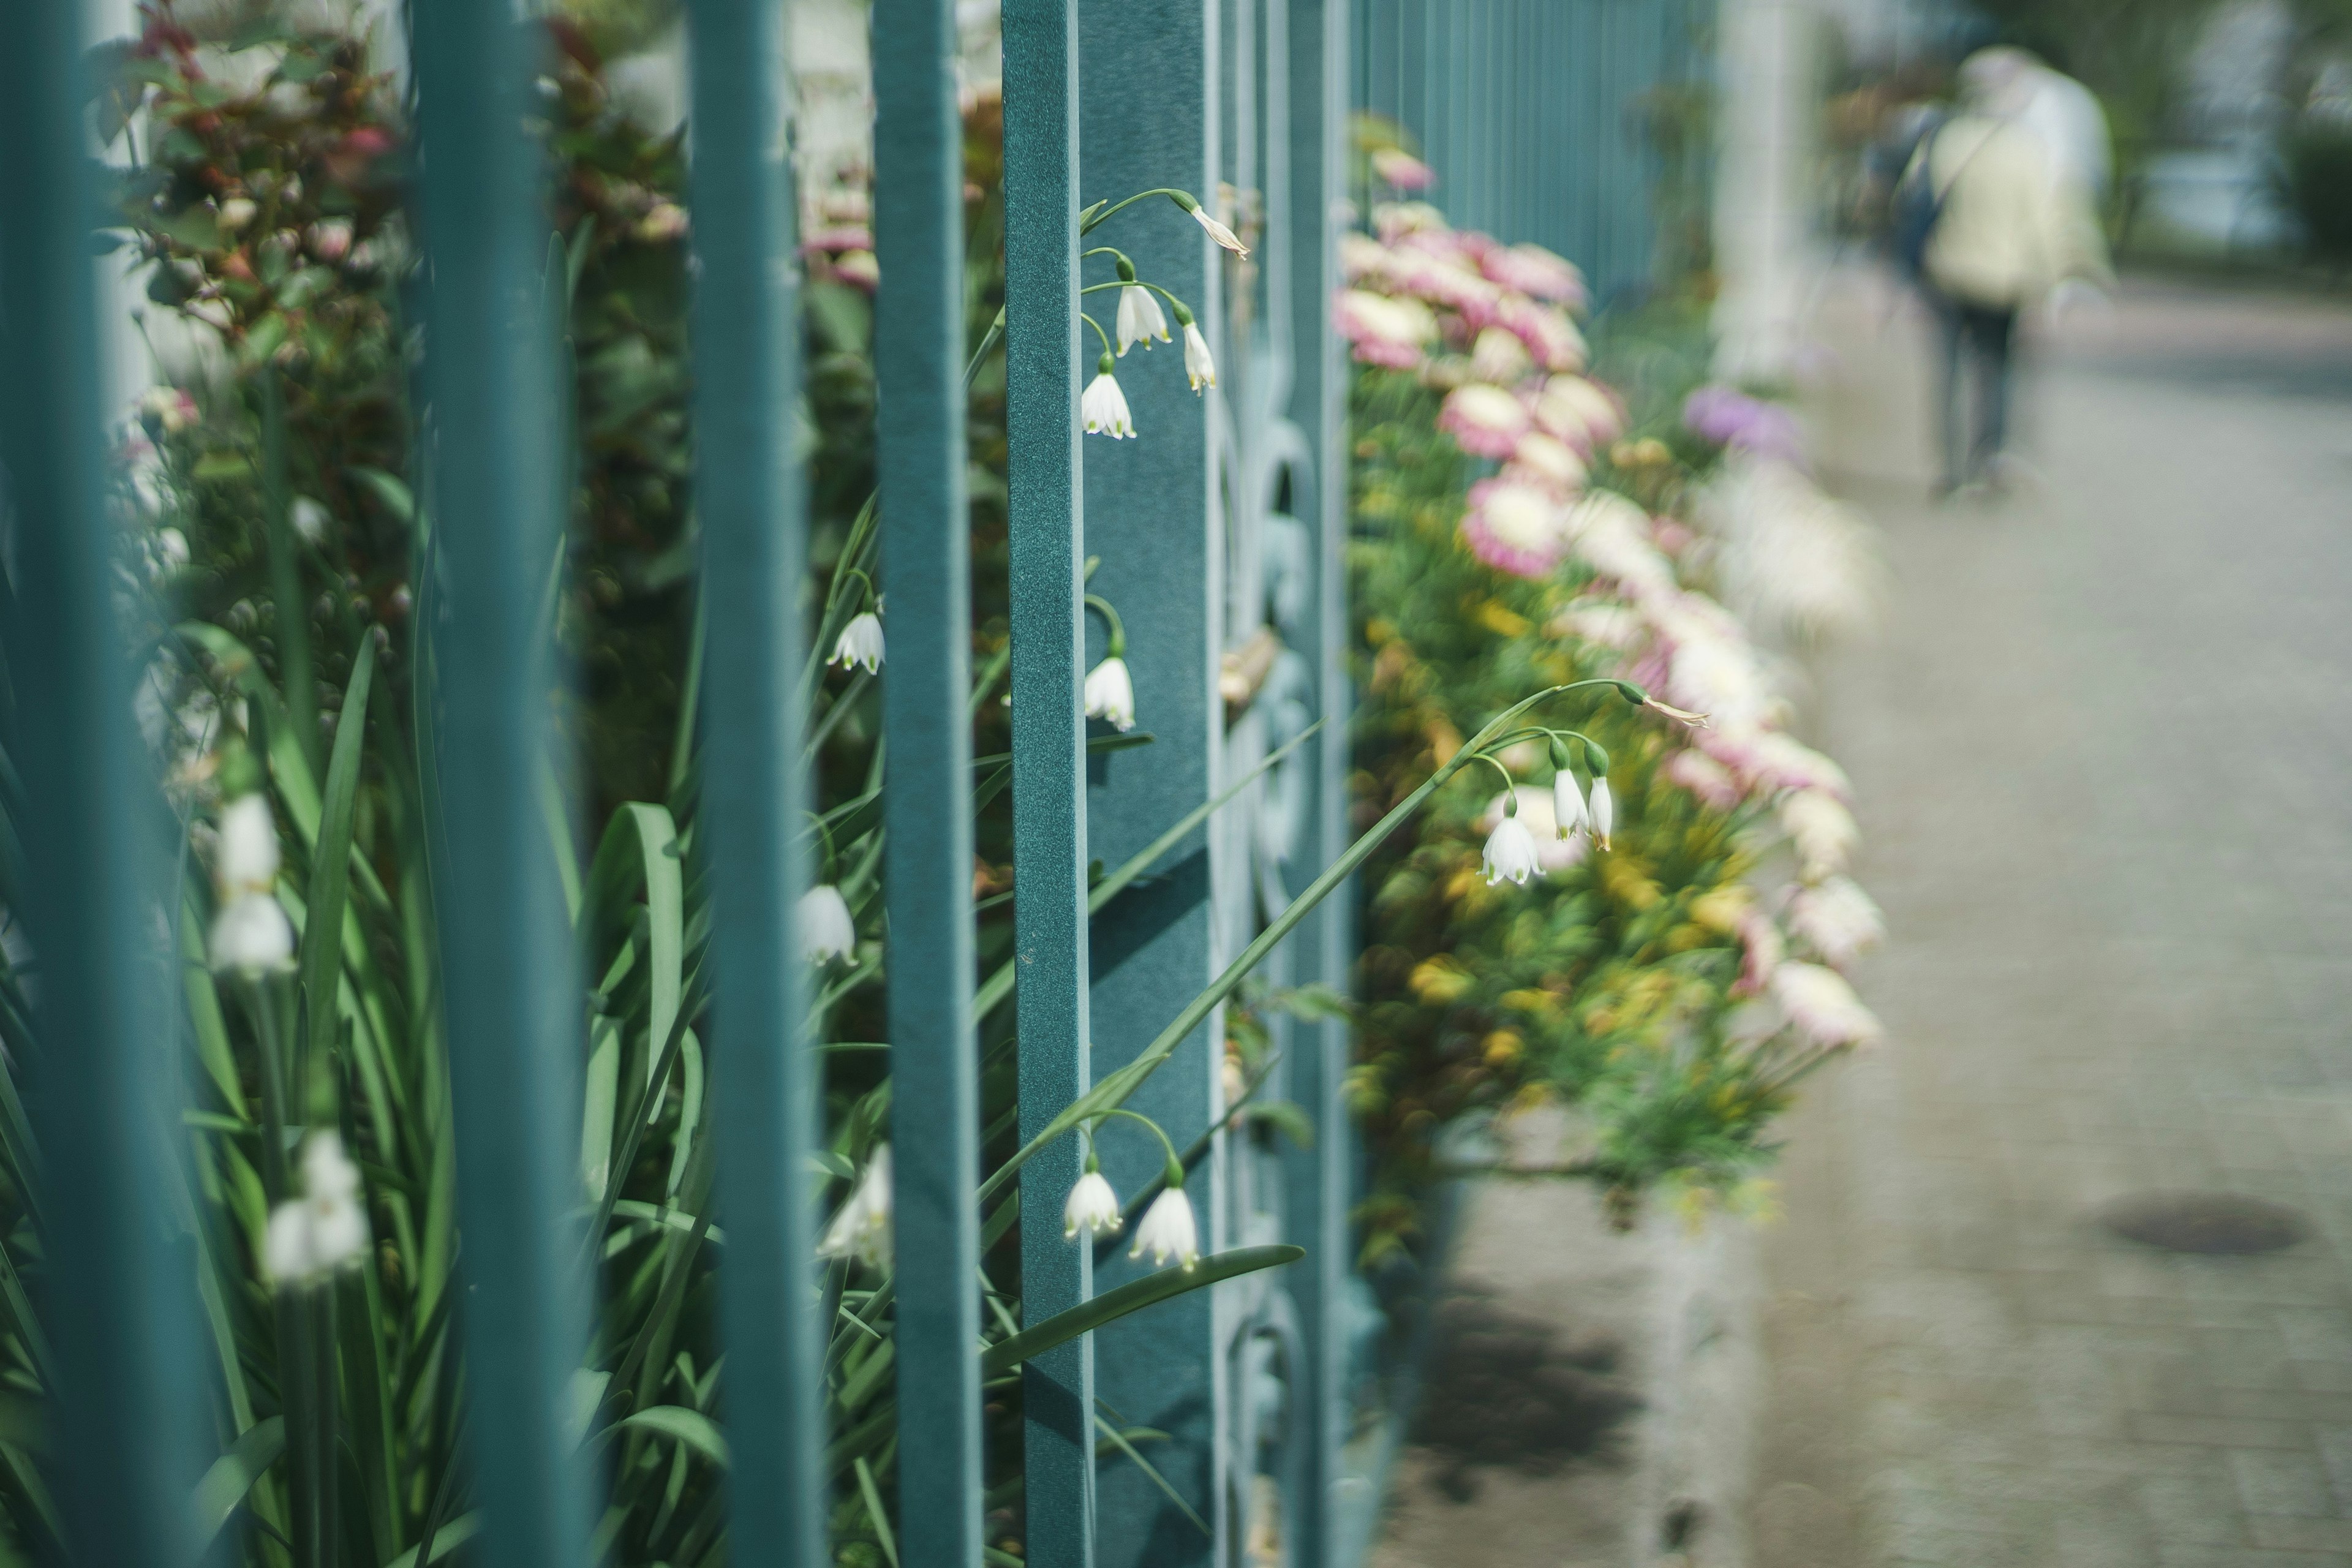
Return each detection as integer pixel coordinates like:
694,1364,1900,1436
0,1,1701,1565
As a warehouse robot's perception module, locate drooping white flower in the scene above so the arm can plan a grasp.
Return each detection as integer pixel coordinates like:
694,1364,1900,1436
1779,789,1857,881
1477,786,1583,875
290,496,331,544
816,1144,894,1271
1084,657,1136,732
1185,200,1250,258
216,794,282,896
799,884,858,965
1588,776,1614,851
264,1131,371,1289
210,894,296,977
1115,285,1170,355
1129,1185,1200,1269
1786,876,1885,967
1082,365,1136,439
1551,769,1588,840
1772,962,1882,1049
1182,322,1216,392
1481,812,1541,886
1063,1164,1123,1240
831,611,886,674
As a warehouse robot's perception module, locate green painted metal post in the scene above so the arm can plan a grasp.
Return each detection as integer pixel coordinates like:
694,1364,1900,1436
1284,1,1353,1562
409,6,592,1565
0,12,203,1566
873,1,985,1563
685,2,824,1563
1078,0,1226,1557
1003,0,1099,1562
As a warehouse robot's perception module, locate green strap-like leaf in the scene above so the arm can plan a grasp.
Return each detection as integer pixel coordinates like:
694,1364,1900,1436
617,1406,730,1470
186,1416,285,1566
978,1245,1302,1379
300,636,375,1080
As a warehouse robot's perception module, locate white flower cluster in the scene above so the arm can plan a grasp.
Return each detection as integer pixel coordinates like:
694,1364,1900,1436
1062,1156,1199,1270
817,1144,893,1272
265,1131,371,1289
209,793,297,978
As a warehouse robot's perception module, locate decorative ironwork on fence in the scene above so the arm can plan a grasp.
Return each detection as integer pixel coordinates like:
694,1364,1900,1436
0,1,1706,1565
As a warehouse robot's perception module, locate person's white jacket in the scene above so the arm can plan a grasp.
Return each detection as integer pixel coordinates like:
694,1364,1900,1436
1911,114,2112,311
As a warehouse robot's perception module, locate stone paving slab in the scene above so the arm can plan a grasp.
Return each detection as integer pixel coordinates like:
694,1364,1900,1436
1750,271,2352,1568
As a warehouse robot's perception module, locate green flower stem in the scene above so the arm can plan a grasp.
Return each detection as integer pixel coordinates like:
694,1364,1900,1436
1078,187,1199,236
1079,311,1115,361
1082,593,1128,659
976,679,1635,1205
1085,1106,1183,1184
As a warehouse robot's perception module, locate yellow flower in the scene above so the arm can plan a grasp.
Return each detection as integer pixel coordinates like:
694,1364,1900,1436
1689,885,1751,933
1482,1030,1523,1066
1474,600,1531,638
1408,955,1474,1004
1499,987,1558,1018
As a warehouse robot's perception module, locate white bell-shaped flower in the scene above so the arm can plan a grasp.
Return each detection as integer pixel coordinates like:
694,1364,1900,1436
264,1131,371,1289
216,794,281,896
210,893,296,977
1084,656,1137,733
1082,364,1136,439
830,611,884,674
1186,202,1250,258
1551,769,1588,840
799,884,858,965
816,1144,894,1271
1588,777,1615,851
1182,322,1216,393
1129,1185,1200,1270
1063,1164,1123,1240
1115,284,1170,355
1480,813,1541,886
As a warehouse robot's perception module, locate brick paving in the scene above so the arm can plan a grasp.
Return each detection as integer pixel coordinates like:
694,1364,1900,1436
1752,273,2352,1567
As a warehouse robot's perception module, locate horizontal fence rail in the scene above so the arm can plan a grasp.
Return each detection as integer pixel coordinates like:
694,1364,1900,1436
0,0,1713,1564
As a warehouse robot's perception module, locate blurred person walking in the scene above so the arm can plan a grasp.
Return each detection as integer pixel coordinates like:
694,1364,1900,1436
1898,48,2112,496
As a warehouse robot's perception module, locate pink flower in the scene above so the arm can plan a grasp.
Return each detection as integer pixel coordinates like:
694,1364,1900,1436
1532,374,1625,450
1480,243,1587,306
1734,909,1784,995
1371,148,1439,190
1506,431,1588,494
1373,202,1450,243
1497,296,1588,373
1333,289,1436,369
1469,325,1532,386
1461,478,1568,578
1437,383,1529,459
1786,876,1884,967
801,224,875,255
1772,962,1882,1049
1665,748,1742,812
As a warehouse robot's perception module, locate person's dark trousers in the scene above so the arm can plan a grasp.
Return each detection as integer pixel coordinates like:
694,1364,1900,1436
1932,293,2020,490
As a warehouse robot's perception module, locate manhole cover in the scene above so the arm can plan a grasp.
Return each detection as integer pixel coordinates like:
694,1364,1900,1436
2101,1192,2309,1256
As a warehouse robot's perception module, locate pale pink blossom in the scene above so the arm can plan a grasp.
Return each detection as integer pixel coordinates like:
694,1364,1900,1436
1371,148,1439,190
1771,962,1882,1049
1734,908,1784,995
1438,383,1531,459
1786,876,1885,967
1333,289,1436,369
1480,243,1587,306
1461,478,1568,578
1509,431,1589,494
1496,296,1588,372
1779,789,1857,881
1532,374,1625,450
1665,748,1742,812
1469,325,1533,385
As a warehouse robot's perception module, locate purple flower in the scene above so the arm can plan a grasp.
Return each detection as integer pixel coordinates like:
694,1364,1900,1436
1681,384,1807,466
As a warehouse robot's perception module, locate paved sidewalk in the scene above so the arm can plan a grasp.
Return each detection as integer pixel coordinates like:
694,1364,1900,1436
1752,273,2352,1567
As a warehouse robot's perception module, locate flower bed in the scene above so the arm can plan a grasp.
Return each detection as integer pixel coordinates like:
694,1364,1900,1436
1338,194,1885,1257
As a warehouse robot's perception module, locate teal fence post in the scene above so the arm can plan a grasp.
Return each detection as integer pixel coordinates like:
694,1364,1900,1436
1284,1,1353,1562
1003,0,1099,1562
1078,0,1226,1556
685,2,824,1563
407,5,592,1565
873,0,985,1562
0,12,203,1565
409,6,592,1561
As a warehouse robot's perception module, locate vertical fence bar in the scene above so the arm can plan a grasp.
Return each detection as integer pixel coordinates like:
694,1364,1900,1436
1003,0,1098,1562
1078,0,1226,1556
0,12,201,1566
1285,0,1352,1561
686,3,823,1564
873,1,984,1563
409,6,591,1565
